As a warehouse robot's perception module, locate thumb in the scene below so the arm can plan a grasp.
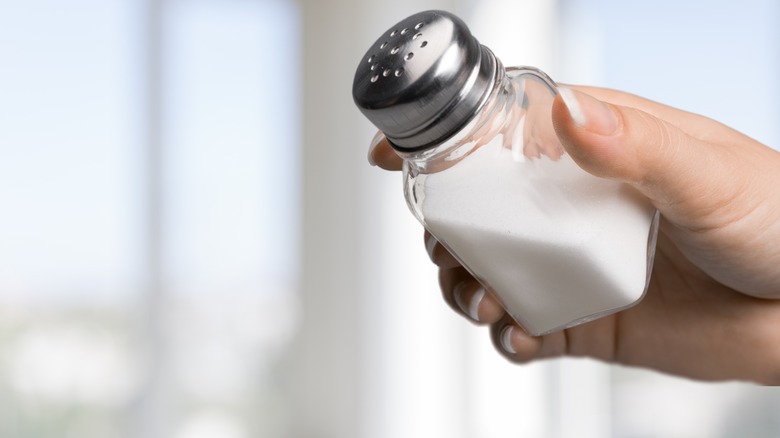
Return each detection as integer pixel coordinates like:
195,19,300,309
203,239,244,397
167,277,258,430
551,87,740,230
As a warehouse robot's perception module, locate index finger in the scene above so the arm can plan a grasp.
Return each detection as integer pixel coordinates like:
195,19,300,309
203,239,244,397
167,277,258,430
368,133,403,171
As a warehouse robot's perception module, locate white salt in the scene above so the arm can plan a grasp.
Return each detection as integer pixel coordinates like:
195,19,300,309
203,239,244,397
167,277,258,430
416,136,656,335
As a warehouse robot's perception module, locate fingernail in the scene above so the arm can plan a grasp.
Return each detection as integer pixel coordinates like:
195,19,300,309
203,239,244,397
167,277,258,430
558,87,618,136
454,283,484,322
425,233,437,262
367,131,385,166
501,326,517,355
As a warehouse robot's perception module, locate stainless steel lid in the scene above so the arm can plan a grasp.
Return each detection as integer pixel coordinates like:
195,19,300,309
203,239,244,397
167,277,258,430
352,10,498,151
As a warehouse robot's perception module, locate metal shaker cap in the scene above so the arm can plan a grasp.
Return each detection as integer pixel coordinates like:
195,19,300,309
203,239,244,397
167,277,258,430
352,10,498,151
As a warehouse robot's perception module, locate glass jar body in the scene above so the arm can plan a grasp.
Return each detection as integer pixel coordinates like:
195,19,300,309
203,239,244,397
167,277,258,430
401,67,659,335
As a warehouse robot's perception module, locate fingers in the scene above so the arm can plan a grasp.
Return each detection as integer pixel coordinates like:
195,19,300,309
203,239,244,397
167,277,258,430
438,266,505,325
428,233,613,363
437,262,567,364
567,85,746,145
492,321,542,363
488,315,618,364
490,318,569,364
424,231,460,269
554,87,683,186
552,87,756,231
426,233,579,361
367,132,403,171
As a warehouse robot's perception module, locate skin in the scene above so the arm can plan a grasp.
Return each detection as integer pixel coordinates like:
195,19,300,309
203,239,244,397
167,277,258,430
368,85,780,384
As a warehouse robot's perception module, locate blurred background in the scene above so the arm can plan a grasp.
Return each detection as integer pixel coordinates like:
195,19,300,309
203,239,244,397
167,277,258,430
1,0,779,437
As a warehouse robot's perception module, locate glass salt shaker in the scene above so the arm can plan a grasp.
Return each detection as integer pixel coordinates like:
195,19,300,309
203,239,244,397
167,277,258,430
352,10,659,335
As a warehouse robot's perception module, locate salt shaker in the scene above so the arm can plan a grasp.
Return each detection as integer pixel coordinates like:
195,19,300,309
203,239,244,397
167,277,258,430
352,10,659,335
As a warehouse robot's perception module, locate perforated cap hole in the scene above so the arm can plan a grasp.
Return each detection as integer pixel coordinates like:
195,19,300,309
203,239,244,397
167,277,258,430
390,29,397,37
390,46,400,55
394,68,404,77
415,22,424,30
420,41,428,48
367,55,374,63
370,63,378,71
400,28,409,35
405,52,414,60
382,68,392,77
370,75,379,83
380,41,388,49
413,33,422,40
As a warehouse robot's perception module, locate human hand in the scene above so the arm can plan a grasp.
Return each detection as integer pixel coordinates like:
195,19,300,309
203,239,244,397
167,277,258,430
368,85,780,384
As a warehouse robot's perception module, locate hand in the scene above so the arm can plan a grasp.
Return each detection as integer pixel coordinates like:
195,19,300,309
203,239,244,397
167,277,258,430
368,85,780,384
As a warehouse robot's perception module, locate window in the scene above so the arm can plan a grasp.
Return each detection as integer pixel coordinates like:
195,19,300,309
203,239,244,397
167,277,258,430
0,0,299,436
